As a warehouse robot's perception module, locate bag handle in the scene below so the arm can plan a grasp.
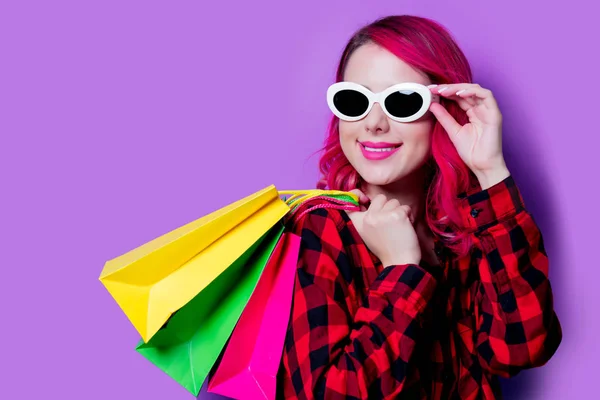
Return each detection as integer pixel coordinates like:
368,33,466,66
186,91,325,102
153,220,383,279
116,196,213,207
278,190,360,222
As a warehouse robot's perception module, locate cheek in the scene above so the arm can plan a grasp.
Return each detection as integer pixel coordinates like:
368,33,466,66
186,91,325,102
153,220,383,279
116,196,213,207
401,121,434,148
338,123,358,150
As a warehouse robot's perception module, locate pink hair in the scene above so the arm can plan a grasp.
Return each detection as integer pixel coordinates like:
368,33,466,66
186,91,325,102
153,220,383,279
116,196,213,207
315,15,479,257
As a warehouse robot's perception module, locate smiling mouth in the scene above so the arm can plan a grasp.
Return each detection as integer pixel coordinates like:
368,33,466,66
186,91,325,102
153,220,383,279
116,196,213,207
360,143,402,152
358,141,403,161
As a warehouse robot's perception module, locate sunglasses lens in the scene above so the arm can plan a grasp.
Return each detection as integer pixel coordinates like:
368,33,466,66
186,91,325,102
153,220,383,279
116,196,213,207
333,89,369,118
384,90,424,118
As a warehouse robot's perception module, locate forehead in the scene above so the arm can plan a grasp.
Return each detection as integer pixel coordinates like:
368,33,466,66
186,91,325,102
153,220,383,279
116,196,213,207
343,42,430,90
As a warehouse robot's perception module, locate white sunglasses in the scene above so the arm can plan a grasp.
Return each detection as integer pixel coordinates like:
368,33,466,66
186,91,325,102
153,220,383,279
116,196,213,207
327,82,439,123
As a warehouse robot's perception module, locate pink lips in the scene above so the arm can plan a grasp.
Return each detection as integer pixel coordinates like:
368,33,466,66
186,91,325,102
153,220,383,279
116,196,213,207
359,141,402,161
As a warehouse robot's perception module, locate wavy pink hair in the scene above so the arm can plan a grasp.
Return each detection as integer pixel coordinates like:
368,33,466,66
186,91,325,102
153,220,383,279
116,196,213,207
315,15,479,257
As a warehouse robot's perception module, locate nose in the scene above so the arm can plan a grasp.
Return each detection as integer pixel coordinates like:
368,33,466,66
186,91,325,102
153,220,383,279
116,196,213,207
363,102,390,134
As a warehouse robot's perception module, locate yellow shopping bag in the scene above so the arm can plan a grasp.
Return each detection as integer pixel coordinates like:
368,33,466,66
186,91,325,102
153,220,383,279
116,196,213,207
99,185,358,343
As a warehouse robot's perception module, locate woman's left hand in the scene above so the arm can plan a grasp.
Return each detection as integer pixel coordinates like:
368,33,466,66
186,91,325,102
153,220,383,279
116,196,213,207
428,83,509,180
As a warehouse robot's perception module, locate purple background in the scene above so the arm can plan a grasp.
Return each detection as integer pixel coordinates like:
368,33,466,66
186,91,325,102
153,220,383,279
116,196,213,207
1,0,597,399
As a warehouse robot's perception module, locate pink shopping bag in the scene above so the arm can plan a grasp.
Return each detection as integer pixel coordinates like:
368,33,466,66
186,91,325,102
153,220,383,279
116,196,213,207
207,232,300,400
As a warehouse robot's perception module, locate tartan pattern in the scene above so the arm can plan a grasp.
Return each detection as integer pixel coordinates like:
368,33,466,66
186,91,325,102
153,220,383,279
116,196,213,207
277,175,561,399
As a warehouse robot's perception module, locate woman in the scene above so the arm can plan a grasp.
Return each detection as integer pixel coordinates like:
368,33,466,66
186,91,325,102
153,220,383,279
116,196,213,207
276,15,562,400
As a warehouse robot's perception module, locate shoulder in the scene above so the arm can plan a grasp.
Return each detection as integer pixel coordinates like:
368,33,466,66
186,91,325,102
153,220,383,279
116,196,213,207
285,197,348,237
284,197,363,258
285,198,358,289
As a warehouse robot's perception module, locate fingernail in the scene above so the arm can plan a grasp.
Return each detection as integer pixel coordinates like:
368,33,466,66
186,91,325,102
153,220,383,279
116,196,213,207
456,89,466,95
427,84,438,88
438,87,449,93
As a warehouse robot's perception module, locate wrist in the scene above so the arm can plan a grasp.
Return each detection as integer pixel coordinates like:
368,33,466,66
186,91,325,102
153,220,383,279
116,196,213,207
474,166,511,190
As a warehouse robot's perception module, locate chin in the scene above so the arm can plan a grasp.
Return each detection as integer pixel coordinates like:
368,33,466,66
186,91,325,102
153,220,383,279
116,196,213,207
358,169,406,187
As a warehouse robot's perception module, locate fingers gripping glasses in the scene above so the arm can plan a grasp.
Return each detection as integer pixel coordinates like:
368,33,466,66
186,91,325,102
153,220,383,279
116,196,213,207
327,82,440,123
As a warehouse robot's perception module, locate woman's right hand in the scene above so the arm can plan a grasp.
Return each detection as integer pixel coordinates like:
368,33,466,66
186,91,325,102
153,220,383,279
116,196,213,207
347,190,422,267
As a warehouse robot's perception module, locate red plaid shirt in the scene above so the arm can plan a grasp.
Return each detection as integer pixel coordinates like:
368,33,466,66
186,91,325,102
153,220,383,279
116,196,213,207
277,175,562,399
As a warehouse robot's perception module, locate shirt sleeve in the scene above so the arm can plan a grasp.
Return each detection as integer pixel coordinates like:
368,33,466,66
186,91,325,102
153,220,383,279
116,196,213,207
458,174,562,377
279,207,437,400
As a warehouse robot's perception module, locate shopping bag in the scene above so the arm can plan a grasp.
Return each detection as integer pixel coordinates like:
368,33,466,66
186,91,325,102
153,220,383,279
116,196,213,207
101,186,359,396
207,232,301,400
136,223,285,396
99,185,289,342
134,192,358,396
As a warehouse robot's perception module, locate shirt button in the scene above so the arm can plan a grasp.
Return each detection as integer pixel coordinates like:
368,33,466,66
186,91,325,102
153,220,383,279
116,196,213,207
470,208,480,218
